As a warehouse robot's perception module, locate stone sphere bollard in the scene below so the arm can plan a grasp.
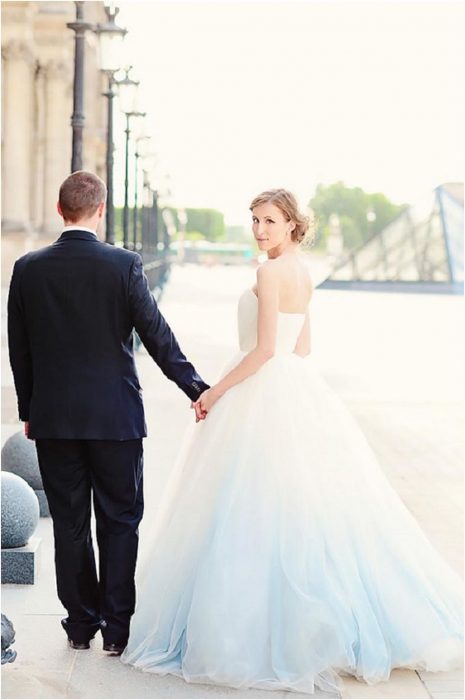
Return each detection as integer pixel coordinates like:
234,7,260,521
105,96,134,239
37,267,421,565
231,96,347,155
1,432,42,489
1,432,49,516
1,473,39,549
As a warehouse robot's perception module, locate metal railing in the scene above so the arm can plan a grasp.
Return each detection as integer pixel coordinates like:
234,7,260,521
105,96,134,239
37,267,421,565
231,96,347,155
118,188,172,296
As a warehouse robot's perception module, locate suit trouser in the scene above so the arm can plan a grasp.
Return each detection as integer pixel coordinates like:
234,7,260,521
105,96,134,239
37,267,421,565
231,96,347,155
35,438,144,645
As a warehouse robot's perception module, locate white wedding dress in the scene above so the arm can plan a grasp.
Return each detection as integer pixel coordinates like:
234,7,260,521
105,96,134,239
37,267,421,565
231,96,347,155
121,287,463,695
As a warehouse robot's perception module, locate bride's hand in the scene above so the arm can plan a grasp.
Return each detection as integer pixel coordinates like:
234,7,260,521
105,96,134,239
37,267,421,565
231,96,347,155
199,387,222,415
191,400,207,422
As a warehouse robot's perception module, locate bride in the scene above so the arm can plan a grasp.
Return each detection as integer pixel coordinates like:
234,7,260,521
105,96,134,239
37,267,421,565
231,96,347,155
121,189,463,695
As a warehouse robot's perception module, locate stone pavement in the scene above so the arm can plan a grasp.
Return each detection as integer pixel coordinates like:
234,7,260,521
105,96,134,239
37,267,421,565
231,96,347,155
1,245,463,699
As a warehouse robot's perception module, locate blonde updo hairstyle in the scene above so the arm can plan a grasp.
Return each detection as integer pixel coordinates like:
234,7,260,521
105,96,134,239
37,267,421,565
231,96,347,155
249,188,315,246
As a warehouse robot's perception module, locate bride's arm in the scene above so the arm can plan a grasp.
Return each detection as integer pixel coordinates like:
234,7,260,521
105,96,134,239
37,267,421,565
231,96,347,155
199,263,279,413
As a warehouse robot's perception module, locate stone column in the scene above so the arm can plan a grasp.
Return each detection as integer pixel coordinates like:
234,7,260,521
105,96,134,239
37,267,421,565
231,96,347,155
1,40,34,232
42,59,71,234
31,64,46,231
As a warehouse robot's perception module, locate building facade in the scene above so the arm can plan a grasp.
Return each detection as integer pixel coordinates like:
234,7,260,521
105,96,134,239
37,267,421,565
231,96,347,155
1,1,107,235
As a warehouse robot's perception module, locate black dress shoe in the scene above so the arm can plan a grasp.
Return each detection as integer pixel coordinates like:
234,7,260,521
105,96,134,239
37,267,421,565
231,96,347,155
68,638,90,650
103,642,126,655
62,618,95,649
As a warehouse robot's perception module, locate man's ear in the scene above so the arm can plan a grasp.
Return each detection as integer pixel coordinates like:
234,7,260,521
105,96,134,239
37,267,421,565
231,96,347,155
57,201,63,217
98,201,105,218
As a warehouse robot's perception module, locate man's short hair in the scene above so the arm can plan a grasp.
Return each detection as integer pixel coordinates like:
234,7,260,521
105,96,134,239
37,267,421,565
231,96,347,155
59,171,107,222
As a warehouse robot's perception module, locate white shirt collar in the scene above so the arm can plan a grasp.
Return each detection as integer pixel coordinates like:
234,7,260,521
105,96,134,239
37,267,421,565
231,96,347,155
62,226,98,237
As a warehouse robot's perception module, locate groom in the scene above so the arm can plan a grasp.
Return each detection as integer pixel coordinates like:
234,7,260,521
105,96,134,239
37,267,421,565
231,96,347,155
7,170,209,653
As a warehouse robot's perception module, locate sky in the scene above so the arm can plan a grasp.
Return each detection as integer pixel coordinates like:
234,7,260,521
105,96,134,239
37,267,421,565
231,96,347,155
113,1,464,225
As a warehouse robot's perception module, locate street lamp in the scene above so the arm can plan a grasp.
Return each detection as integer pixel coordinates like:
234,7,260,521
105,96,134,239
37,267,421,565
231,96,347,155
67,2,94,172
141,167,151,251
95,3,127,244
133,132,151,250
133,136,150,250
118,67,146,249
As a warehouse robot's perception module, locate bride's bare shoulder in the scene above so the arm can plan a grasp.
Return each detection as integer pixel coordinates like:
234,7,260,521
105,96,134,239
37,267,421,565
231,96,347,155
256,258,282,280
255,256,314,298
276,254,314,286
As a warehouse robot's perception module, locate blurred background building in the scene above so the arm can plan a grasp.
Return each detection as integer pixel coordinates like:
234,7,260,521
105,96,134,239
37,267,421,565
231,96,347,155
1,1,106,235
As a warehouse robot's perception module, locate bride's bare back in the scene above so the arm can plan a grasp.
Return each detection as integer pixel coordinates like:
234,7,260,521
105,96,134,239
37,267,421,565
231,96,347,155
252,253,313,357
252,253,313,314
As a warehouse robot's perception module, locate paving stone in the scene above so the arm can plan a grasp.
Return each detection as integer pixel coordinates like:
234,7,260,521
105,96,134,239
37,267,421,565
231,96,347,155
2,612,77,675
340,669,431,698
418,669,464,682
421,680,464,691
1,667,70,700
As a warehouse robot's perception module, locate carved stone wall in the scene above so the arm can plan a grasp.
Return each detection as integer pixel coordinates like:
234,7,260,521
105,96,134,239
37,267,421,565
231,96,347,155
1,1,107,234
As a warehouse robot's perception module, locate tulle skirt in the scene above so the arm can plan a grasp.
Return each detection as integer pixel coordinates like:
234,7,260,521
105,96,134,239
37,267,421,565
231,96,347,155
121,352,463,694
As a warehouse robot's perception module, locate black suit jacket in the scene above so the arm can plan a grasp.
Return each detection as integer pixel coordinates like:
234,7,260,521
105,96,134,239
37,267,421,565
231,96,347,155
7,229,209,440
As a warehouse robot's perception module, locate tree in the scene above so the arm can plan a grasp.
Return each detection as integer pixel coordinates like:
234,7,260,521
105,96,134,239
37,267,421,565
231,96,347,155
185,208,225,242
225,225,250,243
309,182,408,251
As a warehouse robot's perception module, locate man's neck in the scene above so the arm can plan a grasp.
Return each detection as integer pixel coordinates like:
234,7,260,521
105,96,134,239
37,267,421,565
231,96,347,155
62,223,98,236
63,222,96,230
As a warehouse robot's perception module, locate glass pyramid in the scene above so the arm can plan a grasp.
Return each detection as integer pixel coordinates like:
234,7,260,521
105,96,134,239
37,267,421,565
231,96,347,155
319,183,463,294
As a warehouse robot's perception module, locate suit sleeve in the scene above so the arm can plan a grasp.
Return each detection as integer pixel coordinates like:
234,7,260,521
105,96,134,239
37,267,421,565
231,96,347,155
7,261,33,421
128,255,210,401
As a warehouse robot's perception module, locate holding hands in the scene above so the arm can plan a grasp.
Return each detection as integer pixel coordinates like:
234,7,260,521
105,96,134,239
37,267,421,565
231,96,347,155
191,387,222,423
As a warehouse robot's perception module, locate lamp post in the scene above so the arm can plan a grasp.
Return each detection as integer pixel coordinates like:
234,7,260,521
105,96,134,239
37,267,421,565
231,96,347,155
141,168,151,251
118,67,146,249
133,134,151,250
95,3,127,244
67,2,94,171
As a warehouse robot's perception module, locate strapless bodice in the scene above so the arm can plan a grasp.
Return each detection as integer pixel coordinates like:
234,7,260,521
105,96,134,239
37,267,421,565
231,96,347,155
237,288,306,354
